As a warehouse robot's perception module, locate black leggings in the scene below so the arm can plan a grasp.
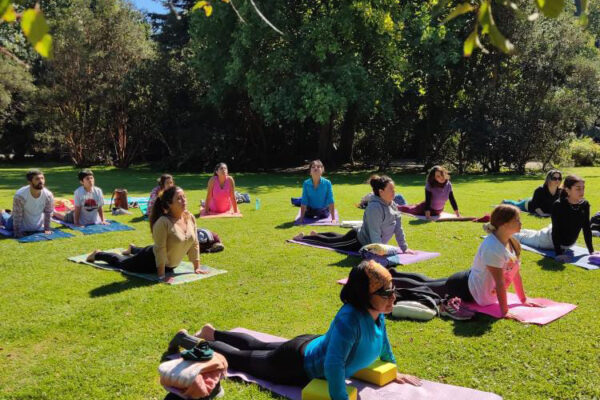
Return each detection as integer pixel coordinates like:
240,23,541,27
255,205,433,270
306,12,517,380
173,330,318,386
95,245,173,274
391,269,474,301
298,229,361,252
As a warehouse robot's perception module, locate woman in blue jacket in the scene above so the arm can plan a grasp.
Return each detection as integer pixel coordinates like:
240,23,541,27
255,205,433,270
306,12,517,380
299,159,336,222
294,175,414,254
168,260,421,399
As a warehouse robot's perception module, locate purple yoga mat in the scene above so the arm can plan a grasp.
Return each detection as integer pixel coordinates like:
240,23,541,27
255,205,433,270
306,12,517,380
294,209,340,226
401,211,476,222
287,240,440,266
224,328,502,400
463,292,576,325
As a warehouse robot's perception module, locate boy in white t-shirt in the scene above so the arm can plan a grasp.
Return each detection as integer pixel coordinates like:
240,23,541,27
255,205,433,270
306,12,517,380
53,169,108,226
2,169,54,238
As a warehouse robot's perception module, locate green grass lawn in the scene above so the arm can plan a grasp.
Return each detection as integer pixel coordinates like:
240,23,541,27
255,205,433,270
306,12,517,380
1,164,599,400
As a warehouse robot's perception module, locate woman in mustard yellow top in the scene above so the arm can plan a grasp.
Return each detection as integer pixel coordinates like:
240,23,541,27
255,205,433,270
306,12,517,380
86,186,204,283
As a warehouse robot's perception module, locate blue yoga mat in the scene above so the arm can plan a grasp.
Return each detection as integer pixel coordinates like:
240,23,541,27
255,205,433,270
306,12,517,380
52,219,135,235
520,243,599,270
0,228,74,243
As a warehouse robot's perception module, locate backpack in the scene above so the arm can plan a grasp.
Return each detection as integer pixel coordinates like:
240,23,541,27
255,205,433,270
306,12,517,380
391,286,441,321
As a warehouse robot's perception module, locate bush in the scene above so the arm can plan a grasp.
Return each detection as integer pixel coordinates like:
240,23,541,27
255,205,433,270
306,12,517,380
570,137,600,166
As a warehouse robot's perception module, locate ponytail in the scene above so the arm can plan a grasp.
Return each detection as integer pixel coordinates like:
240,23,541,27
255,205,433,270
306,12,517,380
368,175,393,197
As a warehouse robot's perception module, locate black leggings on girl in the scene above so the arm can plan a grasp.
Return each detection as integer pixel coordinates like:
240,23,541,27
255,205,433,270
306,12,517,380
297,229,361,252
391,269,474,301
95,245,173,274
171,330,318,385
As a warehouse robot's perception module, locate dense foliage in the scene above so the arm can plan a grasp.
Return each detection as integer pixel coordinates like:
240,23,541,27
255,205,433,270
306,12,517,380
0,0,599,171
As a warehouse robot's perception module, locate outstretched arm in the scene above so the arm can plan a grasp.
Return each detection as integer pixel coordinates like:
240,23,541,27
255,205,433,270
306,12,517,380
229,177,238,213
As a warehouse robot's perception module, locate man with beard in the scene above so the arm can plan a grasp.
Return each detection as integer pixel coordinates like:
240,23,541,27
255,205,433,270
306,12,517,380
2,169,54,238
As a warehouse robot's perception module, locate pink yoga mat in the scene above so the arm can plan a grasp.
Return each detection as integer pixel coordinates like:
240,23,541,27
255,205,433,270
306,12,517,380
199,211,243,219
463,293,576,325
294,209,340,226
223,328,502,400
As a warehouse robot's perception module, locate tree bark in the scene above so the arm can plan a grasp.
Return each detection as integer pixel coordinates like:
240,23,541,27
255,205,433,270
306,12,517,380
337,104,358,164
318,116,333,162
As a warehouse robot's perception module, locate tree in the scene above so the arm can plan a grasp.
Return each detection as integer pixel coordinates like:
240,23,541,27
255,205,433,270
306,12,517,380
0,55,36,159
38,0,154,167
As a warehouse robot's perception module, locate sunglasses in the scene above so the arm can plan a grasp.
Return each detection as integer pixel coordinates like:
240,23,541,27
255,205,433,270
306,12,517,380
372,286,396,299
550,176,562,181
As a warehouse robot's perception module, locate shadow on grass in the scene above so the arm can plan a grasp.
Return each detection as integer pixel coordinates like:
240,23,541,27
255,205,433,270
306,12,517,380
451,315,496,337
275,221,296,229
89,276,155,297
129,215,148,224
536,257,566,272
328,255,360,268
408,219,430,226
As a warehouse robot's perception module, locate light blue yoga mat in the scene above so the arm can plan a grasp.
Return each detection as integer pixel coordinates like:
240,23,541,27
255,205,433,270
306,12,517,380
68,248,227,285
0,228,75,243
520,243,599,270
52,219,135,235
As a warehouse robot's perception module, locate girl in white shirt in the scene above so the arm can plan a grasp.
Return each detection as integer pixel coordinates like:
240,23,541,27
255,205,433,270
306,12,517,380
392,205,541,318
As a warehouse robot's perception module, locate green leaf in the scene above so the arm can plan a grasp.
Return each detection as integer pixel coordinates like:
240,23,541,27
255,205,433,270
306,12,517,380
443,3,475,23
192,1,213,16
578,13,589,27
2,3,16,22
192,1,209,11
0,0,9,18
535,0,565,18
478,0,492,34
463,28,477,57
21,9,49,44
20,8,53,59
34,33,53,58
489,23,514,54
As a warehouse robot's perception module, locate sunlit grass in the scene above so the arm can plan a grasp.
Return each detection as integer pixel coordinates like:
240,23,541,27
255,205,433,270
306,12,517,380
1,164,599,400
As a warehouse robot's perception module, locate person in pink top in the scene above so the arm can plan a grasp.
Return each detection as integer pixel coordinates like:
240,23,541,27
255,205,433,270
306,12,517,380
203,163,239,215
398,165,461,220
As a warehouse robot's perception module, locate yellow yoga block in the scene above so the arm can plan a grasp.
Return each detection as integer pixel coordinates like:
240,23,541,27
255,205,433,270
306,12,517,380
352,360,397,386
301,378,357,400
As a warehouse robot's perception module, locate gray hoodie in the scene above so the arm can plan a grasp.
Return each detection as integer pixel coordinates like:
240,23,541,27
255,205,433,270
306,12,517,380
357,195,408,251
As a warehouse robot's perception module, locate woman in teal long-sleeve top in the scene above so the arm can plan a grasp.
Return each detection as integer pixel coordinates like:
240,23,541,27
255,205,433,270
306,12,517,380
168,260,421,399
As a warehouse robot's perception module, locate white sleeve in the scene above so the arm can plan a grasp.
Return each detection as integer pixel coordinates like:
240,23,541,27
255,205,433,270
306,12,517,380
97,188,104,207
74,189,83,207
481,241,505,269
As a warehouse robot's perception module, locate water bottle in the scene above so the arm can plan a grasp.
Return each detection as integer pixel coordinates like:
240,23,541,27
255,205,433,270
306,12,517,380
255,198,261,210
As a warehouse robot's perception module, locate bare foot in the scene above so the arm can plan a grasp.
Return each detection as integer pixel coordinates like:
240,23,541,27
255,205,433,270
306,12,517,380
86,250,100,263
293,232,304,241
310,230,318,236
122,243,136,256
195,323,215,341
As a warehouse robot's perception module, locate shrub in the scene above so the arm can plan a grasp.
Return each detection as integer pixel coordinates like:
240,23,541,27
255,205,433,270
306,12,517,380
570,137,600,166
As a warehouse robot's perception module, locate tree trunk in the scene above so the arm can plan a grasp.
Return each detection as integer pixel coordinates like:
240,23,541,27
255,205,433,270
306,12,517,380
337,104,358,164
318,116,333,163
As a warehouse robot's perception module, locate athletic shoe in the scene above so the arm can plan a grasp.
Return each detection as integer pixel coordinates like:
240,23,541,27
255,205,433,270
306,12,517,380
207,243,225,253
440,297,475,320
112,207,132,215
